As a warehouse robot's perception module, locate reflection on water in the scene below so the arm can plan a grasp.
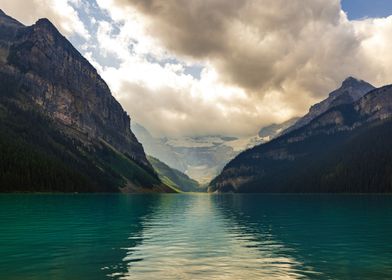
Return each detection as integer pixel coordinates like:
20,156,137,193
0,194,392,280
116,195,314,280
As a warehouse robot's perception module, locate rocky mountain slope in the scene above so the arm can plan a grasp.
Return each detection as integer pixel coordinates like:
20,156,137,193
210,80,392,193
0,10,173,193
283,77,374,135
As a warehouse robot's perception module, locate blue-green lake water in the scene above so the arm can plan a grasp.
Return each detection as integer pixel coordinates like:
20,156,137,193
0,194,392,280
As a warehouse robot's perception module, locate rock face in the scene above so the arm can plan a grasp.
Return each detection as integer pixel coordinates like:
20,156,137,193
210,81,392,193
0,11,171,192
283,77,375,135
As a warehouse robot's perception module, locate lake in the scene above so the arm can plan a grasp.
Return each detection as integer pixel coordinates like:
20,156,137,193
0,194,391,279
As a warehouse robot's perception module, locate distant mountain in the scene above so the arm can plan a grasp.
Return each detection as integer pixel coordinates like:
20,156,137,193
132,123,186,172
131,124,239,184
148,156,204,192
210,80,392,193
133,121,301,184
223,117,299,154
0,10,174,193
283,77,375,135
164,135,241,184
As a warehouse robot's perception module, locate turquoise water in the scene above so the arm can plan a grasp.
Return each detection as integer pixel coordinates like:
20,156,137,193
0,194,392,280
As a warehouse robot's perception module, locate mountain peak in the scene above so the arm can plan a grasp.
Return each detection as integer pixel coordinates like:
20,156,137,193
330,76,375,99
341,76,371,89
343,76,360,83
35,18,58,32
282,77,375,136
34,18,66,40
30,17,91,69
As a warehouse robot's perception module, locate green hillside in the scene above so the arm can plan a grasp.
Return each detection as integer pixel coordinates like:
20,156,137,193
148,156,204,192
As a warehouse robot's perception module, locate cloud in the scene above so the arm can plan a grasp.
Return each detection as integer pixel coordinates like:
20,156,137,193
92,0,392,137
101,64,270,137
0,0,90,39
85,10,294,136
106,0,353,92
354,16,392,83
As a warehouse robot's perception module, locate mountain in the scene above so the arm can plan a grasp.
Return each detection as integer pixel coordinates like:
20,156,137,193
223,117,300,154
210,80,392,193
133,121,301,184
283,77,375,135
258,117,300,139
163,135,239,184
147,156,204,192
131,124,239,184
0,11,174,193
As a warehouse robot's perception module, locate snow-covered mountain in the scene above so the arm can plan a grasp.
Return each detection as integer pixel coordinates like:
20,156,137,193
132,119,299,184
131,124,239,184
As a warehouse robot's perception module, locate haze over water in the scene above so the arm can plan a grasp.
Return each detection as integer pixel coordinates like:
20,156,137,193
1,194,391,280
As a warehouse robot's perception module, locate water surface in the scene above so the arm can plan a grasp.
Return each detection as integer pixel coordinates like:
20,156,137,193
0,194,391,279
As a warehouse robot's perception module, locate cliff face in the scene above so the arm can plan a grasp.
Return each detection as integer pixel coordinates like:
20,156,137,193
210,83,392,193
0,11,171,192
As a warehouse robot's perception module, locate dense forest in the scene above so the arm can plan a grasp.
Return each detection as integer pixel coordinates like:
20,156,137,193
0,99,165,192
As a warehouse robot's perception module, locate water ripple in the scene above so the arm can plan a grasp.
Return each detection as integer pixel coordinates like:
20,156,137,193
1,194,392,279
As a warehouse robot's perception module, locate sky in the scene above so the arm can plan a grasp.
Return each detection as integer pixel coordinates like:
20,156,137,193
342,0,392,19
1,0,392,137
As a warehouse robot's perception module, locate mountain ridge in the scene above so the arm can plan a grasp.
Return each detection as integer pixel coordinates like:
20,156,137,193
283,77,375,135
